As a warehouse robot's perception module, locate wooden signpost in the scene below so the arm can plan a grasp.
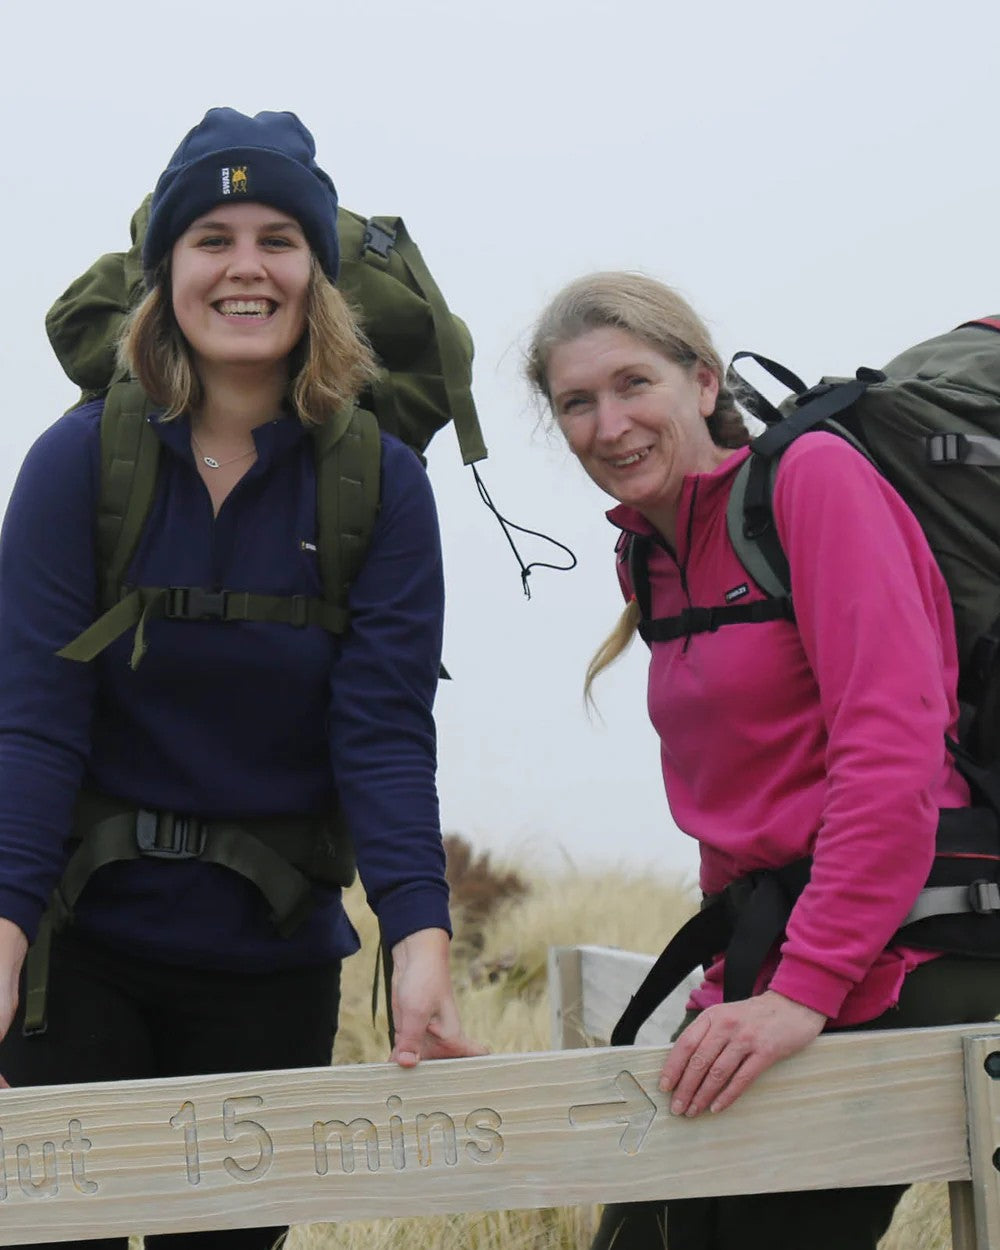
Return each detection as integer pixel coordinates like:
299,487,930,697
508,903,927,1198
0,946,995,1245
0,1025,997,1244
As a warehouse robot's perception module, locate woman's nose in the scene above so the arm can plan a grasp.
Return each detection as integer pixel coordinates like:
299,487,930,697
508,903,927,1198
595,396,631,441
226,240,267,280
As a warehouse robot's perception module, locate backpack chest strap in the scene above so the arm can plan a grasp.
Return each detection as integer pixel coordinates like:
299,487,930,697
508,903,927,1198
638,596,795,644
57,585,351,670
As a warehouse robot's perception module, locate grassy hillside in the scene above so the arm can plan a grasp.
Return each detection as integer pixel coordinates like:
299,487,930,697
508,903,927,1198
272,836,954,1250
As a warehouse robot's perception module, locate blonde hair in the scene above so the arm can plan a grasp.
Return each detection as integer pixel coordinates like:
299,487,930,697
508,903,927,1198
119,256,378,425
524,271,750,701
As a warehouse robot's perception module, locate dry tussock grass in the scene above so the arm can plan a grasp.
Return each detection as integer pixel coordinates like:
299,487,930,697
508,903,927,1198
165,834,951,1249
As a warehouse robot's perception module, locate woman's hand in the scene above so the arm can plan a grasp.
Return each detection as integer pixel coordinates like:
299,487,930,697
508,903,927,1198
389,927,488,1068
0,918,28,1088
660,990,826,1117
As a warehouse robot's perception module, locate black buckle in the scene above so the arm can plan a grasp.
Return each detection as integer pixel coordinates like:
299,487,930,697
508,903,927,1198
362,220,396,260
927,432,969,466
165,587,229,620
136,809,207,859
724,873,759,916
686,607,719,633
742,509,774,541
968,880,1000,915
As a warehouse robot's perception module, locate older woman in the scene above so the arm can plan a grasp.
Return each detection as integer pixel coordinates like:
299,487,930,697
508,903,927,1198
526,271,1000,1250
0,108,482,1250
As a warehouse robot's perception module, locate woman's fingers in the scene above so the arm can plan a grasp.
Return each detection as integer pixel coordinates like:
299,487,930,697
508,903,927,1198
659,991,826,1117
663,1029,752,1117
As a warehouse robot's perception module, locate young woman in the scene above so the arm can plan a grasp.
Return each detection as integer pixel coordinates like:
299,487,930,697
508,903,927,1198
525,271,1000,1249
0,108,483,1250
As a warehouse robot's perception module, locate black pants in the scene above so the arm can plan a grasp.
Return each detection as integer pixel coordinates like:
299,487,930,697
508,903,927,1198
0,926,342,1250
591,956,1000,1250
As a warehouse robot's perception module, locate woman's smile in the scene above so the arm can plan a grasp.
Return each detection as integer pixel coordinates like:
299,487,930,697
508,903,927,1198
213,298,278,318
170,201,311,382
548,326,725,538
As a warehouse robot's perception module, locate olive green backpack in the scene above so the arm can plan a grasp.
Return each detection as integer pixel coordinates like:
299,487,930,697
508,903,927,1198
23,199,487,1036
46,195,487,669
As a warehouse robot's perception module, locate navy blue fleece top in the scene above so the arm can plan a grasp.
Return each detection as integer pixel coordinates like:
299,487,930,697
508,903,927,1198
0,401,451,970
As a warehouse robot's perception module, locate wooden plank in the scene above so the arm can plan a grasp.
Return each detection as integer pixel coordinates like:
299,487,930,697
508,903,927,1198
0,1024,989,1244
575,944,700,1046
949,1181,979,1250
963,1033,1000,1249
547,946,587,1049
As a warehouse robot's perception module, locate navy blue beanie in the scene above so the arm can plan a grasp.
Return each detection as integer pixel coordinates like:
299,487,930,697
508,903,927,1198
143,108,340,281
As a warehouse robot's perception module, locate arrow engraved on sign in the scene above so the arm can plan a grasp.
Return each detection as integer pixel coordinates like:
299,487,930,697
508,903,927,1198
568,1071,657,1154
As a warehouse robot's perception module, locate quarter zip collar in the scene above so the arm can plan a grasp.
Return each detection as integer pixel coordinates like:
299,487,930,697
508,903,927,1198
150,407,307,472
606,445,750,557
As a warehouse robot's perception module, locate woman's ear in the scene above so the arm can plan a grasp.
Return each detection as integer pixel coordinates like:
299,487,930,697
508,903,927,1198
696,364,720,418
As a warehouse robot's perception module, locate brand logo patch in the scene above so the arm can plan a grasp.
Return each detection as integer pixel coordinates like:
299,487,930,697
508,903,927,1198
724,583,750,603
220,165,250,196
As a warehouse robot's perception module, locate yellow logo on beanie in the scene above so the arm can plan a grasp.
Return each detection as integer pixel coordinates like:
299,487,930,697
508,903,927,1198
220,166,250,196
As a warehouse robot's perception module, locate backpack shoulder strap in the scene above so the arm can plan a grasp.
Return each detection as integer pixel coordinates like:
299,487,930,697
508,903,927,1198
313,406,382,623
59,402,380,669
726,452,791,599
726,377,880,603
625,532,654,623
96,379,161,611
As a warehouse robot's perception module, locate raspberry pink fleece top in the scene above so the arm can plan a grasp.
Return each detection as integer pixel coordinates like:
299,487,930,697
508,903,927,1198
608,432,968,1025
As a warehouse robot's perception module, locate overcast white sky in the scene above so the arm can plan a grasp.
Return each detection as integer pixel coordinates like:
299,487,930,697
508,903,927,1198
2,0,998,882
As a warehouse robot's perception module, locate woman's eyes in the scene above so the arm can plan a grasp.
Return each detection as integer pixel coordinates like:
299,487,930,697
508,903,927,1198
558,376,650,414
560,395,591,414
193,235,296,250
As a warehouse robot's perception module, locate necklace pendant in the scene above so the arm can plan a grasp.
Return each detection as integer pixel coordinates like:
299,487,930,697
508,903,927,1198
203,455,221,469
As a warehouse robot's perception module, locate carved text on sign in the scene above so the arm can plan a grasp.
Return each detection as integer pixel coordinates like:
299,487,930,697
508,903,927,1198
312,1098,504,1174
0,1121,99,1200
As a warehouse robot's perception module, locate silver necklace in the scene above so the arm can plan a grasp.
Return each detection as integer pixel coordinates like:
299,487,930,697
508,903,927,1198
191,432,257,471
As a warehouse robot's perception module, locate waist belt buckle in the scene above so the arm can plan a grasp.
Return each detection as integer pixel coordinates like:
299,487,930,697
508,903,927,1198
969,879,1000,915
136,809,207,859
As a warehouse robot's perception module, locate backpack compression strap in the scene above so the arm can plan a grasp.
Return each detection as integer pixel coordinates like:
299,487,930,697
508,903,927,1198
926,320,1000,465
361,216,487,466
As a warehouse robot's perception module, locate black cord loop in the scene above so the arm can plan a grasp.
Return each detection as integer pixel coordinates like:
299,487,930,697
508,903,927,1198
472,466,577,599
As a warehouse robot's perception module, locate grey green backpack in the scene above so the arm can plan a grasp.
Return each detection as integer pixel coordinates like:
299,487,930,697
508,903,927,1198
612,320,1000,1039
631,317,1000,763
